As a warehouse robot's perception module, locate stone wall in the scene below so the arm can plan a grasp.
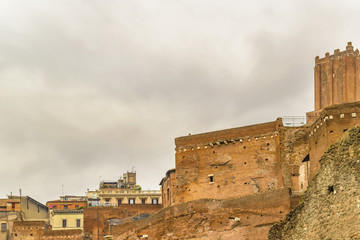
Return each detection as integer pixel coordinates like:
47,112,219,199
111,188,291,240
83,205,162,240
269,126,360,239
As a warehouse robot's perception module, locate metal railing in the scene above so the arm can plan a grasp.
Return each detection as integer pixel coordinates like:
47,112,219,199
282,116,307,127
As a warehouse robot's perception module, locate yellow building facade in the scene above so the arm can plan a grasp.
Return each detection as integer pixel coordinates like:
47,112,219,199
50,209,83,230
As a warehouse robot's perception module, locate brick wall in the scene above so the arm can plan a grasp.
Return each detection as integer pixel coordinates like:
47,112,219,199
308,102,360,180
83,205,162,240
175,119,285,203
12,221,83,240
269,126,360,239
111,188,291,240
160,169,176,207
314,42,360,110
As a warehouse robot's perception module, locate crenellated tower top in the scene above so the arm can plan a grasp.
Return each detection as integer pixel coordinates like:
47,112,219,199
314,42,360,110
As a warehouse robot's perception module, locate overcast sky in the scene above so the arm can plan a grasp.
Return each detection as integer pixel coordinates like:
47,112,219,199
1,0,360,203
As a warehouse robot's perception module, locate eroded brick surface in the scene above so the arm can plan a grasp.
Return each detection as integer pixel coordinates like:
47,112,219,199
269,126,360,239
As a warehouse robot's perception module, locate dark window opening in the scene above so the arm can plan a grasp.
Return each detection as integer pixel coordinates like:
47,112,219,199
76,219,81,228
302,154,310,163
329,130,333,134
343,129,348,132
267,143,270,146
141,199,146,204
209,176,214,183
328,186,334,194
243,146,246,149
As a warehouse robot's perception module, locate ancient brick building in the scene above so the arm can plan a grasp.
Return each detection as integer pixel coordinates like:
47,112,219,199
159,168,176,207
141,43,360,239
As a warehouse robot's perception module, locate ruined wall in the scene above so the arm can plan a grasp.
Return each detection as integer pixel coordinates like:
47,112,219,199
160,169,176,207
83,205,162,240
308,101,360,180
269,126,360,239
278,126,310,192
314,42,360,110
12,221,82,240
42,229,82,240
175,119,284,204
111,188,291,240
12,221,47,240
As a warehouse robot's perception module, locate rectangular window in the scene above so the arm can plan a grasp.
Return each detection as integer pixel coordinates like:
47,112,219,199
62,219,67,228
208,174,214,184
141,199,146,204
118,199,122,205
76,219,81,228
128,199,135,204
53,205,57,209
152,199,158,204
75,205,79,209
1,223,6,232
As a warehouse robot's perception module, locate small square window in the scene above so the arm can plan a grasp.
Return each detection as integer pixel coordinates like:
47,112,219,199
141,199,146,204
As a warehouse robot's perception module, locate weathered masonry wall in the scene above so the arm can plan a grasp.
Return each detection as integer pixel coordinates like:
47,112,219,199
308,101,360,180
12,220,83,240
83,205,162,240
269,126,360,240
111,188,291,240
278,126,310,192
160,169,176,208
314,42,360,110
175,119,284,203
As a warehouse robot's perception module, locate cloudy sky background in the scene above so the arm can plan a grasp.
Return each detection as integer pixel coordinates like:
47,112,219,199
0,0,360,203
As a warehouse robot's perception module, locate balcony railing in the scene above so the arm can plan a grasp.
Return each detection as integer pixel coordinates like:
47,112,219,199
99,190,161,196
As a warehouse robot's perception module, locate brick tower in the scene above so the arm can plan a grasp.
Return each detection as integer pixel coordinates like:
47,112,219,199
314,42,360,110
307,42,360,122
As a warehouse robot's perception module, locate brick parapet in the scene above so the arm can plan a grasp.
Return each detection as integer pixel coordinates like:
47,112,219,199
175,119,282,152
